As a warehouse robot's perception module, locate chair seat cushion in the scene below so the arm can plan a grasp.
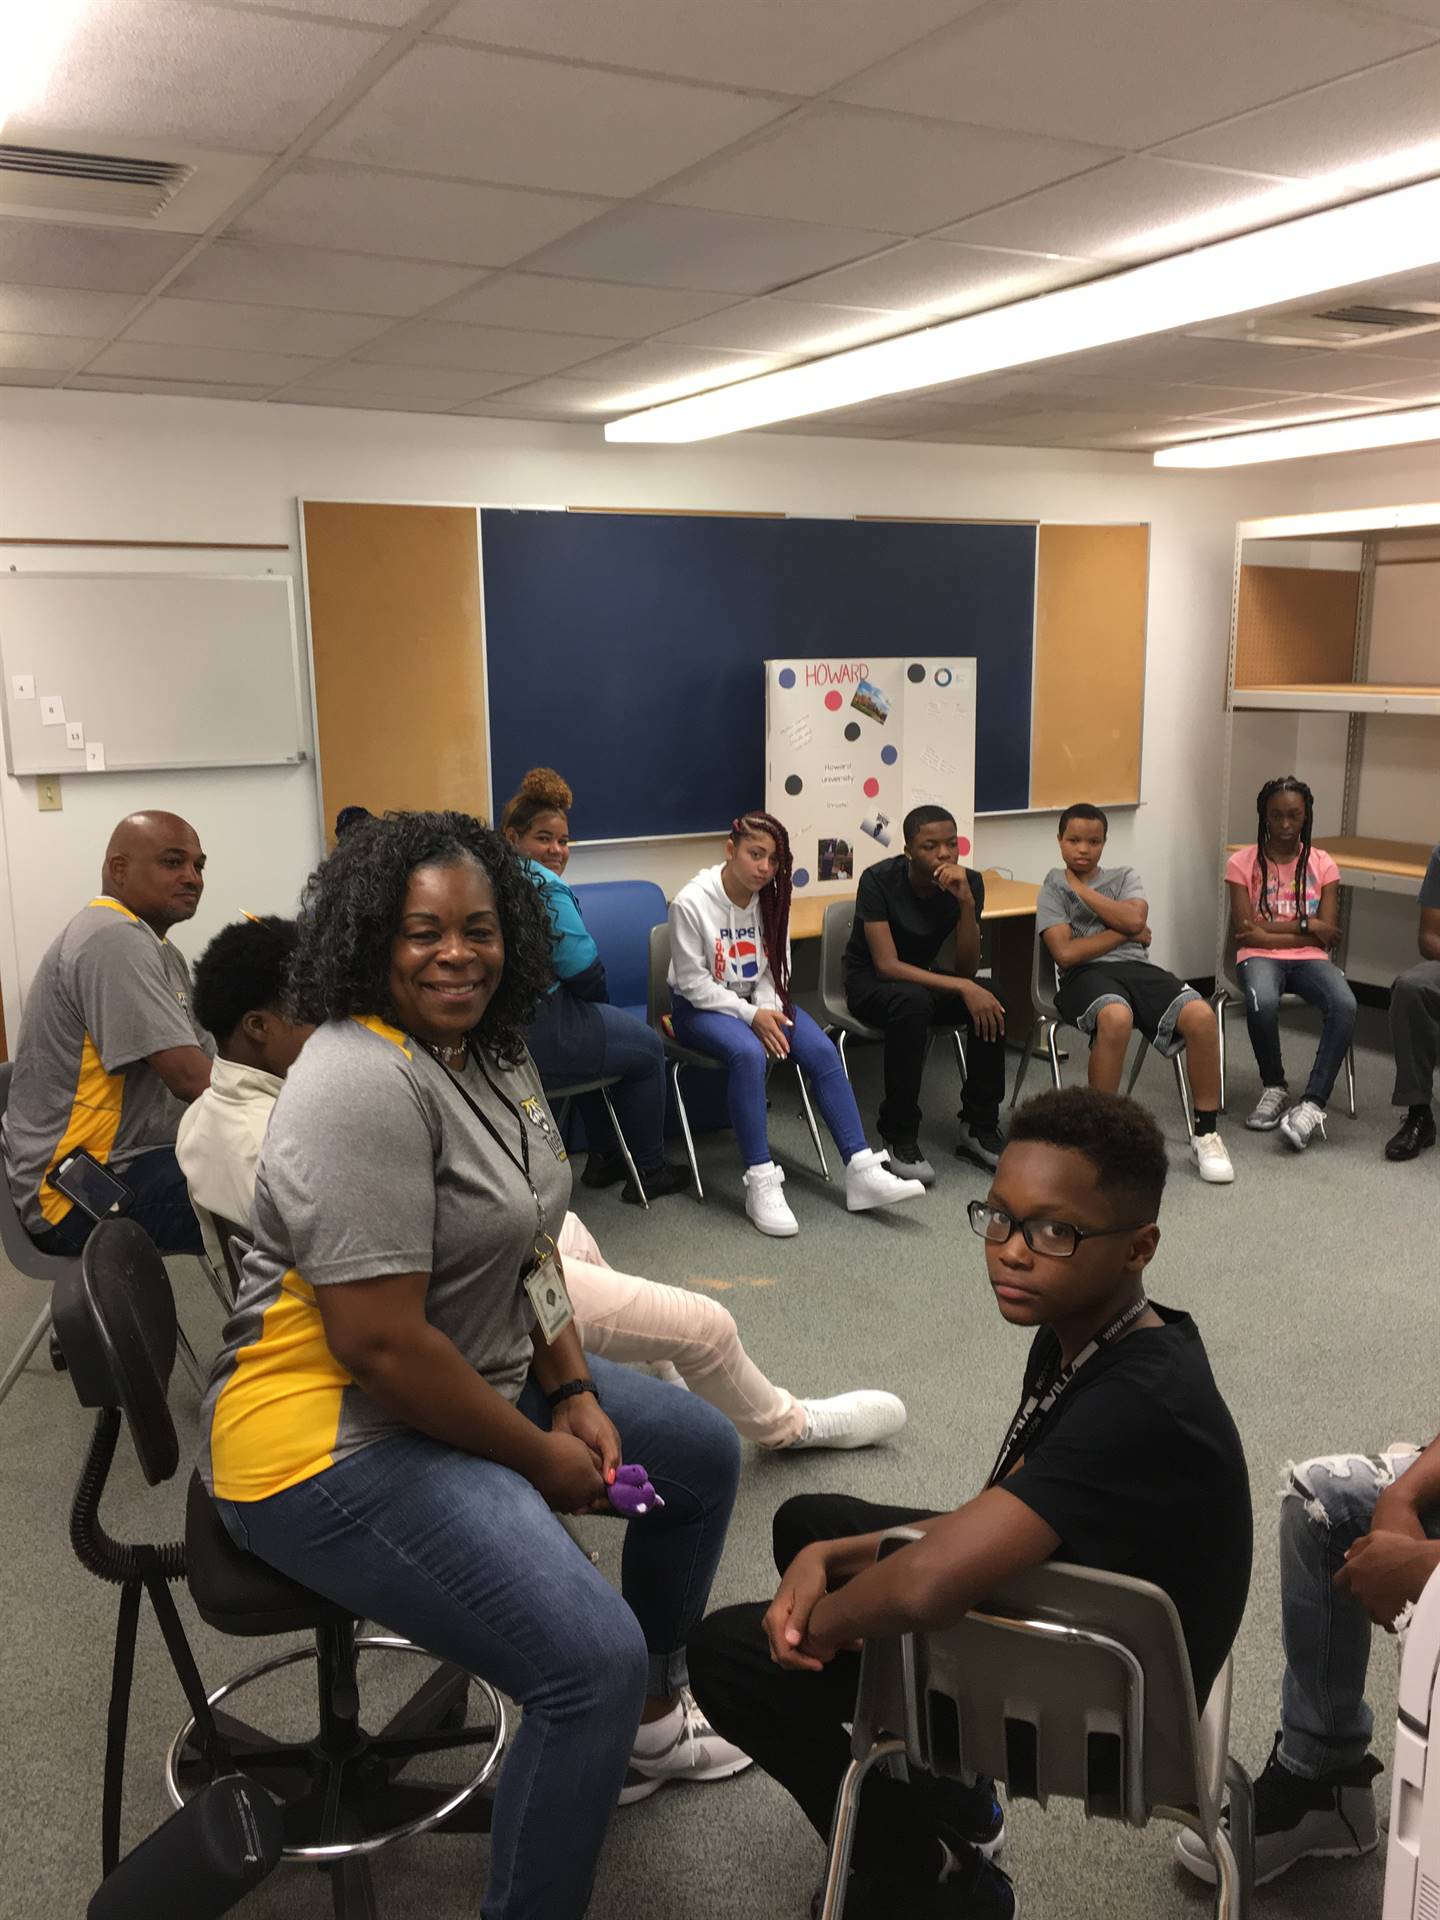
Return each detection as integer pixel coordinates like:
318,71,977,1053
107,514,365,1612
185,1472,354,1638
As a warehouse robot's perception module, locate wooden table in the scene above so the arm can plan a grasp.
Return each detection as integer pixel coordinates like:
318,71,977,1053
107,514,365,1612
788,872,1039,942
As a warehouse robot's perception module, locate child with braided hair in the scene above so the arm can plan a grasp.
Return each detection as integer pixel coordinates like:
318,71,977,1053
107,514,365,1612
1225,775,1356,1151
668,812,926,1236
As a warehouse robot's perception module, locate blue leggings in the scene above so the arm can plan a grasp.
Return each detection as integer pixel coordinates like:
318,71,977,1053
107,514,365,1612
670,996,867,1168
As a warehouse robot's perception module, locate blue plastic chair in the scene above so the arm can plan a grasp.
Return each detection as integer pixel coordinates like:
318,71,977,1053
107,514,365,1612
569,879,668,1019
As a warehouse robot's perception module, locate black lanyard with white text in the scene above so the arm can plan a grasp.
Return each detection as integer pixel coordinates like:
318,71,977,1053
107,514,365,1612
986,1295,1150,1489
424,1047,551,1262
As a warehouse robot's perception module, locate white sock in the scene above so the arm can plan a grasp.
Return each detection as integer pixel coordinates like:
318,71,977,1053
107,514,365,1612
632,1700,684,1755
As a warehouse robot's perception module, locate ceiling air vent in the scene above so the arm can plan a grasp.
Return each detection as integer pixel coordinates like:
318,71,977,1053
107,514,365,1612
0,143,194,220
1316,304,1439,332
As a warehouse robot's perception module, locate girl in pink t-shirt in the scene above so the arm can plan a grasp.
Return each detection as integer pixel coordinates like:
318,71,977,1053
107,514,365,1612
1224,775,1356,1151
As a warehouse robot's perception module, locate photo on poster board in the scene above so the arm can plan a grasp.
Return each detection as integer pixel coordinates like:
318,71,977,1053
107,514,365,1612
764,658,977,895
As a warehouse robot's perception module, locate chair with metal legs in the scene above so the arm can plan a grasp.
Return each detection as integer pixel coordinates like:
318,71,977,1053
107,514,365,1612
819,1532,1254,1920
54,1218,508,1918
545,1074,649,1208
1008,929,1195,1139
646,924,829,1201
1211,958,1357,1118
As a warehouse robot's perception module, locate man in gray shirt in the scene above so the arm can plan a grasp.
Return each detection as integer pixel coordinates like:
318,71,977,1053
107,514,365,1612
1385,841,1440,1161
2,811,214,1254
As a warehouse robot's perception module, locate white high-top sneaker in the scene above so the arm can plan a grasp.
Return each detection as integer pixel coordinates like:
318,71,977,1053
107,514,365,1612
743,1162,798,1237
844,1147,926,1213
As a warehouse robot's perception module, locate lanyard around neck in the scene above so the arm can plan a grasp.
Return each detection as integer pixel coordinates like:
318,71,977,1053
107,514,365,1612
422,1046,549,1253
987,1295,1150,1489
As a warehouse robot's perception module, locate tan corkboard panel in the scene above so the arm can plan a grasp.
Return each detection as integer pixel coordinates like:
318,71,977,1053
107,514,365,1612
302,503,488,841
1030,524,1149,810
1234,565,1359,687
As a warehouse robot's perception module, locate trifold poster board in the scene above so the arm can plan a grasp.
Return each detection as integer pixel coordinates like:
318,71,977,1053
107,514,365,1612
764,657,977,897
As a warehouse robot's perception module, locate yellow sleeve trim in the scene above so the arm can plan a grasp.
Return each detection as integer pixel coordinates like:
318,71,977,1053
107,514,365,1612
352,1013,413,1059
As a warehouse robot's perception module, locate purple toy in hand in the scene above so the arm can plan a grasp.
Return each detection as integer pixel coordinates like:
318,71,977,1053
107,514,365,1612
608,1463,664,1517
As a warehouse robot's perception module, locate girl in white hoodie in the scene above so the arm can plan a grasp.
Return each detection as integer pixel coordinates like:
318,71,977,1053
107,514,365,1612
668,812,925,1237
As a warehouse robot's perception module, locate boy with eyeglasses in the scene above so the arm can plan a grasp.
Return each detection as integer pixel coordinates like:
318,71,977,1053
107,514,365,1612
689,1087,1251,1919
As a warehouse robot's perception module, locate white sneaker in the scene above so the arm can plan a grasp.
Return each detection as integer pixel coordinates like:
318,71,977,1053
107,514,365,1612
743,1161,798,1236
844,1146,926,1213
787,1390,908,1451
619,1689,753,1805
1246,1086,1290,1130
1190,1132,1235,1184
1280,1100,1328,1151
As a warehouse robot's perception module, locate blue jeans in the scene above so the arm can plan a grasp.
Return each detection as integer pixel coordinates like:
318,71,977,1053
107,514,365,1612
669,996,867,1167
217,1356,740,1920
527,994,668,1166
31,1144,205,1257
1278,1447,1440,1777
1236,956,1357,1106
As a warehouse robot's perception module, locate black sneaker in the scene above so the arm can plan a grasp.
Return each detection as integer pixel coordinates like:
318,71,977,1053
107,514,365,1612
955,1116,1005,1172
922,1774,1006,1860
1174,1733,1381,1885
812,1847,1016,1919
1386,1106,1436,1161
882,1138,937,1187
580,1150,628,1190
621,1161,693,1204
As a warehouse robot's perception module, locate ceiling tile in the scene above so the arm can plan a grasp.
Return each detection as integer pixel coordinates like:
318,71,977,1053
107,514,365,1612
772,240,1095,315
658,298,908,354
69,375,274,399
1157,42,1440,176
1057,335,1340,385
456,376,625,416
838,0,1431,148
554,340,788,401
0,369,61,388
87,339,327,385
522,205,900,293
437,0,984,92
291,360,518,401
121,297,392,356
165,242,480,315
0,220,193,294
659,107,1116,235
212,0,435,21
941,157,1315,264
0,332,103,371
1340,0,1440,22
314,42,787,196
1334,370,1440,402
442,273,733,335
8,0,387,155
359,319,612,373
230,163,608,268
1180,394,1391,425
276,389,464,412
0,284,136,336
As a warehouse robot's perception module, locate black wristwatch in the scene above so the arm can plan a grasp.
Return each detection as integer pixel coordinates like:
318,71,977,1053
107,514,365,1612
545,1378,600,1409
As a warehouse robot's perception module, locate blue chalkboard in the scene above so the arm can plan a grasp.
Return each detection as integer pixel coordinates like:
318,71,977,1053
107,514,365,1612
482,510,1036,840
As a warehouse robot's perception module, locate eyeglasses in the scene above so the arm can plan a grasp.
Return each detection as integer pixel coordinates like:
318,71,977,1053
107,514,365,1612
966,1200,1149,1260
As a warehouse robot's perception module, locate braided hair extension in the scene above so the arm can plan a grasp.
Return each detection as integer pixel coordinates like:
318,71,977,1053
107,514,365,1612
1255,775,1315,922
730,810,794,1016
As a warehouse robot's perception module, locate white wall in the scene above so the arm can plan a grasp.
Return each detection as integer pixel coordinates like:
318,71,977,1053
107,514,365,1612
0,386,1302,1029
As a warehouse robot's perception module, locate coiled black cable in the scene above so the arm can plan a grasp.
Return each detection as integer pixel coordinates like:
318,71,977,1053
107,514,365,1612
70,1408,185,1586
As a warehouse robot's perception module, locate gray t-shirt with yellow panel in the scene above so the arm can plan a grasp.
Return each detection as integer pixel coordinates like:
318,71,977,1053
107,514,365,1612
199,1015,573,1504
2,896,211,1233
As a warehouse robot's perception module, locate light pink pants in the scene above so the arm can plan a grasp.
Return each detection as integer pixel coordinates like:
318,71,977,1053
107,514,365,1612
559,1213,804,1448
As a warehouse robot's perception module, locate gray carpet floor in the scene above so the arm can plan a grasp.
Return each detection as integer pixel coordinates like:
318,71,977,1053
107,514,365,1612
1,1006,1434,1920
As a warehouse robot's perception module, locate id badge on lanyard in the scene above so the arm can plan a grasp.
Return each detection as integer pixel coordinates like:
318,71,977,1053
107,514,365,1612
524,1235,574,1343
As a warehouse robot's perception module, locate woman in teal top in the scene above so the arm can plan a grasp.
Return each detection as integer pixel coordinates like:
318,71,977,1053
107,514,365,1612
503,768,688,1202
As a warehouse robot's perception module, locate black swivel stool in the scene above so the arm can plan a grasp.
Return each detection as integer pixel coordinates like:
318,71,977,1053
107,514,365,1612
54,1217,507,1918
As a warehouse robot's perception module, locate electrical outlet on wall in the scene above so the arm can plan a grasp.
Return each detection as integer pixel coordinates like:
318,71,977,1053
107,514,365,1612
37,777,62,812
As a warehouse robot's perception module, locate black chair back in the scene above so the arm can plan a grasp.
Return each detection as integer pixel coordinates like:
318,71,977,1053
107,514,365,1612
53,1218,180,1488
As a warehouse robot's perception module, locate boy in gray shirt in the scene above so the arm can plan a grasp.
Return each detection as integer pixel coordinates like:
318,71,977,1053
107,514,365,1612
1036,804,1232,1183
2,811,213,1253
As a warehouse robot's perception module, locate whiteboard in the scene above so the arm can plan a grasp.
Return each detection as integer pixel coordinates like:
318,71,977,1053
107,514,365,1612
0,573,307,776
765,656,977,898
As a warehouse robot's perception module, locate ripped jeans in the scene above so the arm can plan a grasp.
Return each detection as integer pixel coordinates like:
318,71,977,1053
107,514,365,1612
1279,1447,1440,1777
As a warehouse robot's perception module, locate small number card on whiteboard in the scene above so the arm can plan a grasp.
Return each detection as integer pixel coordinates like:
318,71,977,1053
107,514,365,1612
764,657,977,895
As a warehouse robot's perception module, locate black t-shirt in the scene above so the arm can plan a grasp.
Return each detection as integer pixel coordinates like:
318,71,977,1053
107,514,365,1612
843,855,986,978
1000,1306,1252,1709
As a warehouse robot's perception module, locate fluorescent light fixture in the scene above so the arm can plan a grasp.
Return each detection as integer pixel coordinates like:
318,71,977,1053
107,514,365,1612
1154,403,1440,469
607,173,1440,444
0,0,91,138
